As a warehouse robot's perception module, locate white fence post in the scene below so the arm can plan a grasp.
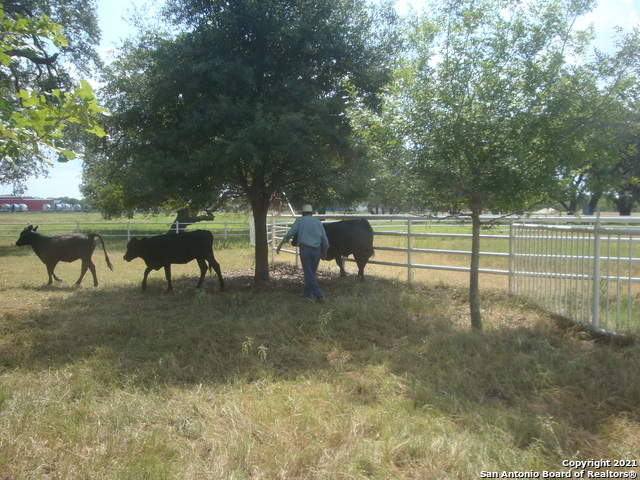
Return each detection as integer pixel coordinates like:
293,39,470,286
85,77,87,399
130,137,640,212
270,215,276,264
249,214,255,246
508,220,515,295
407,218,413,284
591,213,602,332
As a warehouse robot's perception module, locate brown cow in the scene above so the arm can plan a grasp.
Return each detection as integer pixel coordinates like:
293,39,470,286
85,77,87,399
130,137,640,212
16,225,113,286
123,230,224,292
323,219,375,279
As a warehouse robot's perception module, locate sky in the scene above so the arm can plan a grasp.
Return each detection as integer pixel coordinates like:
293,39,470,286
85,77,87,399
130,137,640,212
9,0,640,200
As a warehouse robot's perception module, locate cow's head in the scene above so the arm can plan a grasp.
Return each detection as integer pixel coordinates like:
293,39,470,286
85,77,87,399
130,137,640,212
123,237,141,262
15,225,38,246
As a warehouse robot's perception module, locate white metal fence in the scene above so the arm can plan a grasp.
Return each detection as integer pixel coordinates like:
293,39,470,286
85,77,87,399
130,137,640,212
272,214,640,336
510,219,640,336
270,214,513,281
0,220,249,241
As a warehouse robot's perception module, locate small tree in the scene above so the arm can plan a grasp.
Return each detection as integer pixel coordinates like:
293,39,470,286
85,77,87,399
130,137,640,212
383,0,595,329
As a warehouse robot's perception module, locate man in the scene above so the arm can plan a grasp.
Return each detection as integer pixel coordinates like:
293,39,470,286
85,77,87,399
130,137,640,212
277,204,329,302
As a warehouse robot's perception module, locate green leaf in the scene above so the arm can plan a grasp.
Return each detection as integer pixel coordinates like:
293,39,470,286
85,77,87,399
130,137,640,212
59,149,77,161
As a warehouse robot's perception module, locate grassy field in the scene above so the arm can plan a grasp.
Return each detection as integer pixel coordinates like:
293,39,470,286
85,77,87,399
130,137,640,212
0,214,639,479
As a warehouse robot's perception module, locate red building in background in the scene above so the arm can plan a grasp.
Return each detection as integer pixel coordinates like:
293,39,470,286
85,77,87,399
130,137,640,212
0,196,54,212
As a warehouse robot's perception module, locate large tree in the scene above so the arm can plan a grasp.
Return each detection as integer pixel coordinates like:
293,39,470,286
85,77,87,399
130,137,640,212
83,0,400,282
606,108,640,215
550,27,640,215
382,0,596,329
0,0,104,193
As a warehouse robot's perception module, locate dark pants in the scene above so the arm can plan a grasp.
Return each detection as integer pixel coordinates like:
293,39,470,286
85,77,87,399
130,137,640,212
300,245,323,299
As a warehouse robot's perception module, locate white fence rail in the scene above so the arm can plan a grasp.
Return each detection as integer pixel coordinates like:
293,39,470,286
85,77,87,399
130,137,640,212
0,221,249,241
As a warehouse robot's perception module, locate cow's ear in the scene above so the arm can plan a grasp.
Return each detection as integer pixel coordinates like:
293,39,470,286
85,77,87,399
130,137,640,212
33,225,38,231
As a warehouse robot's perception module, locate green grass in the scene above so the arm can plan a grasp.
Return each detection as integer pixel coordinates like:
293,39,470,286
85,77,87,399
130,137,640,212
1,226,639,478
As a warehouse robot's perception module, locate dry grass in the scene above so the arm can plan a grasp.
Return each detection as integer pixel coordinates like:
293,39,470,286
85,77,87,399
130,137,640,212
0,236,639,479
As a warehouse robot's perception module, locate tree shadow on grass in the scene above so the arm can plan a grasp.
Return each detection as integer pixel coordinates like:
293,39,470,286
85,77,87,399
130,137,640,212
2,263,639,459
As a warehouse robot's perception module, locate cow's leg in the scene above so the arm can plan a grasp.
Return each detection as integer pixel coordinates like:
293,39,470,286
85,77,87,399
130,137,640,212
196,258,207,288
142,266,154,292
86,259,98,287
335,256,347,277
75,261,87,286
208,256,225,292
75,258,97,286
46,262,61,284
164,264,173,292
354,254,367,280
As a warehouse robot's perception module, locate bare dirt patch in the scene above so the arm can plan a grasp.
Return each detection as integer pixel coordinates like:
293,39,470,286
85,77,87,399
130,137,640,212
220,263,335,294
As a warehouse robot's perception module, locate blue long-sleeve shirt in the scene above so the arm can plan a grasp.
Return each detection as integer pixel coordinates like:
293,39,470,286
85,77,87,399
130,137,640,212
283,215,330,250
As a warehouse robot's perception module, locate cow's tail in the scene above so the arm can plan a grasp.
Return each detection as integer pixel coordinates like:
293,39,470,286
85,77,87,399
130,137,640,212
90,233,114,271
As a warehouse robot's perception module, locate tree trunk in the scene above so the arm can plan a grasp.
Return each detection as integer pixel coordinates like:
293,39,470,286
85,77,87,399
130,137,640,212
469,207,483,331
618,204,633,216
567,198,579,215
587,192,601,215
249,189,272,283
613,195,634,216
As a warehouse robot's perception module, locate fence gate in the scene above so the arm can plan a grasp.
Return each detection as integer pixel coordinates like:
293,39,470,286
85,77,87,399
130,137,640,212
510,221,640,336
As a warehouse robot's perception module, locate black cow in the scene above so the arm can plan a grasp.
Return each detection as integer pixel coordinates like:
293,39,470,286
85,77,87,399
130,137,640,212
323,219,374,279
15,225,113,286
123,230,225,292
